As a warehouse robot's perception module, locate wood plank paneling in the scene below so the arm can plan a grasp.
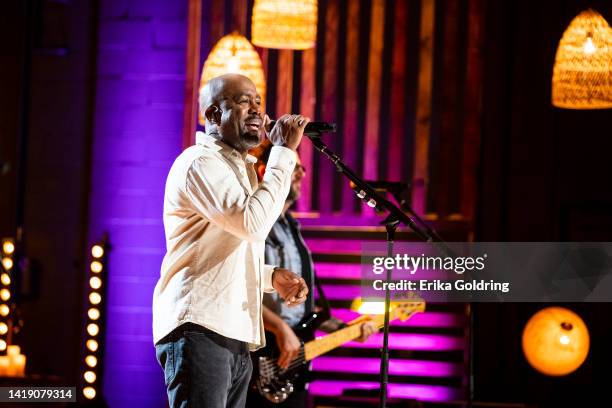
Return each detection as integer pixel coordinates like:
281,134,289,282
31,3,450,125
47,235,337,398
275,50,294,117
412,0,436,215
298,47,317,212
318,0,339,214
341,0,361,213
363,0,385,182
389,0,409,182
461,0,485,224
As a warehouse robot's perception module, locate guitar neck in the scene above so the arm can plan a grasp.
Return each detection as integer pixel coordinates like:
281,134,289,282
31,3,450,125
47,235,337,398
303,313,388,361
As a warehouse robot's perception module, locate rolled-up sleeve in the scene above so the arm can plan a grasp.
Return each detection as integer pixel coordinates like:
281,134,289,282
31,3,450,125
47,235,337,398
263,264,275,293
185,146,296,243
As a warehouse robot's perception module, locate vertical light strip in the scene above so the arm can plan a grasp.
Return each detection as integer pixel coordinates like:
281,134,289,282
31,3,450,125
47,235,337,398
81,238,109,401
0,238,15,355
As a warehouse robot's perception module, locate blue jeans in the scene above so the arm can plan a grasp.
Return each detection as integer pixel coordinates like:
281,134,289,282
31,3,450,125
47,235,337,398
155,323,253,408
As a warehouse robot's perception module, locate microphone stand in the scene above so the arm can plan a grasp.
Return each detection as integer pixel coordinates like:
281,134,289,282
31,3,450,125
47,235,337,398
305,132,454,408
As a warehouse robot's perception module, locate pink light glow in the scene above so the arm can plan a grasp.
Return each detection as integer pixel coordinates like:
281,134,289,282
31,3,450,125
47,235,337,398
331,308,465,327
313,331,465,351
312,357,462,377
308,380,461,402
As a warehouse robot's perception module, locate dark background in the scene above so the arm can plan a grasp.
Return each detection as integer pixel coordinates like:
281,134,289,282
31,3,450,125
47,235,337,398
0,0,610,406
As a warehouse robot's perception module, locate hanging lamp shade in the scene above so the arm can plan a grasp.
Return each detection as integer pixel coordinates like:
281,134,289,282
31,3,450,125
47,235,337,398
251,0,317,50
199,32,266,125
552,9,612,109
522,307,590,376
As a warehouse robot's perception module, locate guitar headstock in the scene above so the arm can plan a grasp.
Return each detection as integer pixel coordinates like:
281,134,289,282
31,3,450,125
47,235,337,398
391,299,426,321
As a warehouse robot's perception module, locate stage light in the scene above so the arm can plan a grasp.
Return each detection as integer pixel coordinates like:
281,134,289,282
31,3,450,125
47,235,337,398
82,238,108,402
86,339,98,352
1,258,13,271
0,304,9,316
0,289,10,302
87,323,99,337
83,387,96,399
0,322,7,335
552,9,612,109
522,307,590,376
89,293,101,305
1,274,10,285
252,0,318,50
90,261,103,273
91,245,104,259
2,241,14,255
84,371,96,383
85,355,97,368
0,339,6,351
88,308,100,320
200,33,266,125
89,277,102,290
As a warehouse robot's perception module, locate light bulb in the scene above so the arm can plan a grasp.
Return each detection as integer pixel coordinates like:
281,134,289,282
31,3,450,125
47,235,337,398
2,241,15,255
91,245,104,258
1,258,13,271
86,339,99,352
83,386,96,399
84,371,97,383
85,355,97,368
1,273,10,285
226,56,240,73
90,277,102,290
90,261,103,273
583,37,596,54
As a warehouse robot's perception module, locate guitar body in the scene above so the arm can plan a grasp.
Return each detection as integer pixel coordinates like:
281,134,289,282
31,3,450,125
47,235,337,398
250,311,327,404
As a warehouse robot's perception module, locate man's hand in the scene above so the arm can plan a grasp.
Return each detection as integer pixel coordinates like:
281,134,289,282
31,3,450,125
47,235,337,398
275,322,301,370
356,321,379,343
268,114,310,151
272,268,308,306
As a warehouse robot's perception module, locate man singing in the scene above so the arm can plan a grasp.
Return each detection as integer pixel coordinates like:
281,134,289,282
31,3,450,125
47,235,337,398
153,73,310,408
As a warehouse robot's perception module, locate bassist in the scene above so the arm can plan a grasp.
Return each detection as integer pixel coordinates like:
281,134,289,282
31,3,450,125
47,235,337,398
247,144,378,407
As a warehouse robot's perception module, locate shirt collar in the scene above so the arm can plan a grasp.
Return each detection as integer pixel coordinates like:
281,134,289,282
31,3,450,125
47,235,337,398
196,131,257,164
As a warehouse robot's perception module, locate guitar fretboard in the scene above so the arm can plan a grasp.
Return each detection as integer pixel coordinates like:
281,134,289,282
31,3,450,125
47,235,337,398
303,301,424,361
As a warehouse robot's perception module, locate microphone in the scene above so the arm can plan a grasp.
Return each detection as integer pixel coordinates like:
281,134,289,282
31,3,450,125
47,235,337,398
268,120,336,135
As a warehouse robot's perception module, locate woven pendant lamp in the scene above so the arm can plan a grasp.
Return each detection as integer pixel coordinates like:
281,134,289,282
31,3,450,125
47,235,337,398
552,9,612,109
199,32,266,125
251,0,317,50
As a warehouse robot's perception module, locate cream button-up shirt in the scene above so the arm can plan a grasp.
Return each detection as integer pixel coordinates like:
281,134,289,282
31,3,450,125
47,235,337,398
152,132,296,349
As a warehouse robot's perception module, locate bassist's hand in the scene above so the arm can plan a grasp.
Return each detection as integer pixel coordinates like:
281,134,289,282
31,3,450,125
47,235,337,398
275,323,301,370
272,268,308,307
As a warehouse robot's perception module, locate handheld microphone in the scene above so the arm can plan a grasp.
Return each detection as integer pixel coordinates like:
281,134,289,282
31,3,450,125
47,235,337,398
268,120,336,135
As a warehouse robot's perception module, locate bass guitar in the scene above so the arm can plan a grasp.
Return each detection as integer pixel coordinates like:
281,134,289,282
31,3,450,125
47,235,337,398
251,300,425,403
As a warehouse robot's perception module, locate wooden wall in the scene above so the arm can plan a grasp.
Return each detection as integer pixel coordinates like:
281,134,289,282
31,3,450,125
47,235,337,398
185,0,485,223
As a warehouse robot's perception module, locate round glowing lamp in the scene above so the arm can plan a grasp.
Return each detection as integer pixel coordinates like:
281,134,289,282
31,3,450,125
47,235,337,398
83,386,96,399
522,307,590,376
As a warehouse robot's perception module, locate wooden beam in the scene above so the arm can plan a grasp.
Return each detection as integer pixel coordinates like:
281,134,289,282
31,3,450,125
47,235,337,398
412,0,435,215
231,0,248,34
436,0,460,217
298,47,317,213
182,0,202,149
362,0,385,215
275,50,294,117
388,0,409,182
461,0,485,223
341,0,361,212
318,0,339,214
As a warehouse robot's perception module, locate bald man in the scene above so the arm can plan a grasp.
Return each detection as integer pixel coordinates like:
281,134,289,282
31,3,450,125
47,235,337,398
153,74,310,408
